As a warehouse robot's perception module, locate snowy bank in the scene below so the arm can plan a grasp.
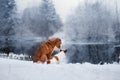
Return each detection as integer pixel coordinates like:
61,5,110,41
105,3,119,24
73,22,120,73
0,58,120,80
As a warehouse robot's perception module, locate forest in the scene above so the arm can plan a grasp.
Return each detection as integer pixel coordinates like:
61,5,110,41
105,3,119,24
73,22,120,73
0,0,120,64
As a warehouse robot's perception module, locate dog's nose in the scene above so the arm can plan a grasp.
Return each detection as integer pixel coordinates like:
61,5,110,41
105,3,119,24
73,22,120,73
64,50,67,53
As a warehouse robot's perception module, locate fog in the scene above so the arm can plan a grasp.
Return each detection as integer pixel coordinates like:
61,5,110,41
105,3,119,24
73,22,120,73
0,0,120,64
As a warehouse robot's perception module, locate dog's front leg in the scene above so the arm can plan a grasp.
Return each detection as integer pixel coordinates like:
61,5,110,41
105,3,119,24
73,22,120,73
46,54,52,64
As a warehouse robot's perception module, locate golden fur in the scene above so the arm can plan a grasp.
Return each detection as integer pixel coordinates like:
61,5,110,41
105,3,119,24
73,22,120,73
33,37,61,63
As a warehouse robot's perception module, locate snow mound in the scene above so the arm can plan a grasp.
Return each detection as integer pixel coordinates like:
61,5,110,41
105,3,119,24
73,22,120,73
0,58,120,80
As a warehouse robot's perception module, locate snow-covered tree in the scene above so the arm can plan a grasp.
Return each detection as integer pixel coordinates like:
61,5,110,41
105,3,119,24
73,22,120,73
0,0,15,55
113,0,120,43
0,0,15,36
21,0,62,39
64,1,114,43
64,0,116,64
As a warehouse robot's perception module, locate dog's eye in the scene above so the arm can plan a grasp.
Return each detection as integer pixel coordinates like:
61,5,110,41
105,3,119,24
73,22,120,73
60,49,62,52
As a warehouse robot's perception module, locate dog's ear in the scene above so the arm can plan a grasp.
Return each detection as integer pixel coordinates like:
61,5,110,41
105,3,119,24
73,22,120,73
56,38,61,42
64,49,67,53
55,38,61,44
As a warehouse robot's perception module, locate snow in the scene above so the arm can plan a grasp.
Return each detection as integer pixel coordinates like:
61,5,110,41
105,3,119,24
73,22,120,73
0,58,120,80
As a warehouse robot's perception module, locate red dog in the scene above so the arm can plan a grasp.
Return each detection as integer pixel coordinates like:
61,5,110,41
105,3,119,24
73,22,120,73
33,37,62,63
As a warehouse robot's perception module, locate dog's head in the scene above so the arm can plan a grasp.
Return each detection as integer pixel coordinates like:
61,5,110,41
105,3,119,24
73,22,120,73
49,37,62,49
55,38,62,49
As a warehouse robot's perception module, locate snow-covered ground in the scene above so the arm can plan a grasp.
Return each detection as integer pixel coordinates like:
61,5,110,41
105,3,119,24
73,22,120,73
0,58,120,80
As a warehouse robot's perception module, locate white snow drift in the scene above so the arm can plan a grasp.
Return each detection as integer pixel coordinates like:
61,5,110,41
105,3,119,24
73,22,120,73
0,58,120,80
